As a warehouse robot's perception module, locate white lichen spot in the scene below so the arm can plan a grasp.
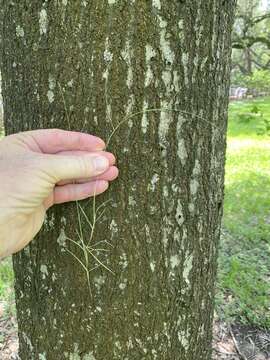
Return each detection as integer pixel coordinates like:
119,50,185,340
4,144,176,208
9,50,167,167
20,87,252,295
158,16,167,29
177,138,187,165
94,275,105,291
128,196,136,207
57,228,67,249
39,353,47,360
173,229,181,243
40,265,48,279
152,0,161,9
158,101,172,143
182,52,189,67
145,68,153,88
162,227,168,248
172,183,178,193
178,19,184,30
102,68,109,80
67,79,74,87
125,95,135,124
150,174,159,192
190,179,199,196
176,114,187,135
188,203,195,213
173,71,180,91
163,185,168,197
170,255,180,269
23,246,31,259
110,219,118,234
162,70,172,90
178,330,189,350
47,90,54,103
145,44,156,63
127,338,134,349
44,213,54,228
144,44,156,87
48,74,55,90
150,262,155,272
158,17,175,64
121,39,133,89
62,0,68,5
115,341,122,350
67,343,96,360
182,52,189,86
149,205,156,214
183,255,193,286
127,65,133,89
16,25,24,38
141,100,149,133
119,279,127,290
39,9,48,35
104,38,113,62
120,253,128,269
108,0,117,4
93,115,98,125
176,200,184,226
193,159,201,176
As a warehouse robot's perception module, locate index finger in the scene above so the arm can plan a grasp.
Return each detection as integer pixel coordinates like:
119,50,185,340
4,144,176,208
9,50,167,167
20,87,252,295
25,129,105,154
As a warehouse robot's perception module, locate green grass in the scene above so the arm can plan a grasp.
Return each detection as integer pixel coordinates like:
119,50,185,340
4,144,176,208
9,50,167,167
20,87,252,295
0,258,14,298
0,129,15,317
228,97,270,139
216,97,270,329
0,257,15,317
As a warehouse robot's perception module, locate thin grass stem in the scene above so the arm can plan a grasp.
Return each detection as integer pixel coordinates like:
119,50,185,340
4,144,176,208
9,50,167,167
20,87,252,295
86,248,114,275
78,203,93,230
106,107,221,147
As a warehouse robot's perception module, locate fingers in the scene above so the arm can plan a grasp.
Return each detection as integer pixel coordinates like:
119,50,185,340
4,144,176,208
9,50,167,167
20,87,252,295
53,151,116,185
56,150,116,165
82,166,119,182
25,129,105,154
42,153,110,182
45,180,109,208
57,166,119,185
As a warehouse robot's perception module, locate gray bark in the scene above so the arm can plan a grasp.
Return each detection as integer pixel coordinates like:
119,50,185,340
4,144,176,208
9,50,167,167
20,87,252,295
0,1,236,359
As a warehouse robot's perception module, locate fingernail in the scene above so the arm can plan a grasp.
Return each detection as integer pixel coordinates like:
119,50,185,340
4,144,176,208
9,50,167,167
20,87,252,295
93,156,109,172
96,139,106,150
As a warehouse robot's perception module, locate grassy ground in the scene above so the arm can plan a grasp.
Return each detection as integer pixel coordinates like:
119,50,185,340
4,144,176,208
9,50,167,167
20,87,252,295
0,257,15,318
216,97,270,329
0,98,269,330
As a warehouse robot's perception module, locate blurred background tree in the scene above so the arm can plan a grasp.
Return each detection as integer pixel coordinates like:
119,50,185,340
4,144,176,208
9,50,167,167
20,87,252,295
231,0,270,94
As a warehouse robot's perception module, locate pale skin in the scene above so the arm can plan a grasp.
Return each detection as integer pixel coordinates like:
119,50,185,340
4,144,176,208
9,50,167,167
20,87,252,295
0,129,119,259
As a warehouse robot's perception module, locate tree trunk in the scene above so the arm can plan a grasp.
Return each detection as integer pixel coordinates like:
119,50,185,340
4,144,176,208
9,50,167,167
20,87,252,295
245,47,253,74
0,1,236,359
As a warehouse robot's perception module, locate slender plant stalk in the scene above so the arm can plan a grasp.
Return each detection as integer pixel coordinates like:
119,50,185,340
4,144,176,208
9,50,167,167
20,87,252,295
59,84,225,288
105,107,224,147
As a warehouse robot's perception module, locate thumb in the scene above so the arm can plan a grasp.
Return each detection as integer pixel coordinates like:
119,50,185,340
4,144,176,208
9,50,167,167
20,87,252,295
41,153,110,182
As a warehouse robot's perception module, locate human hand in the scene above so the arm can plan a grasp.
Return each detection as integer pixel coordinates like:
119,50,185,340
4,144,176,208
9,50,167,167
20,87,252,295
0,129,118,258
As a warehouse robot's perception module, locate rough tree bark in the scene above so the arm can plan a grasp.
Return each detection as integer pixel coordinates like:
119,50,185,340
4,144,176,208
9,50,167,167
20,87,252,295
0,1,236,359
